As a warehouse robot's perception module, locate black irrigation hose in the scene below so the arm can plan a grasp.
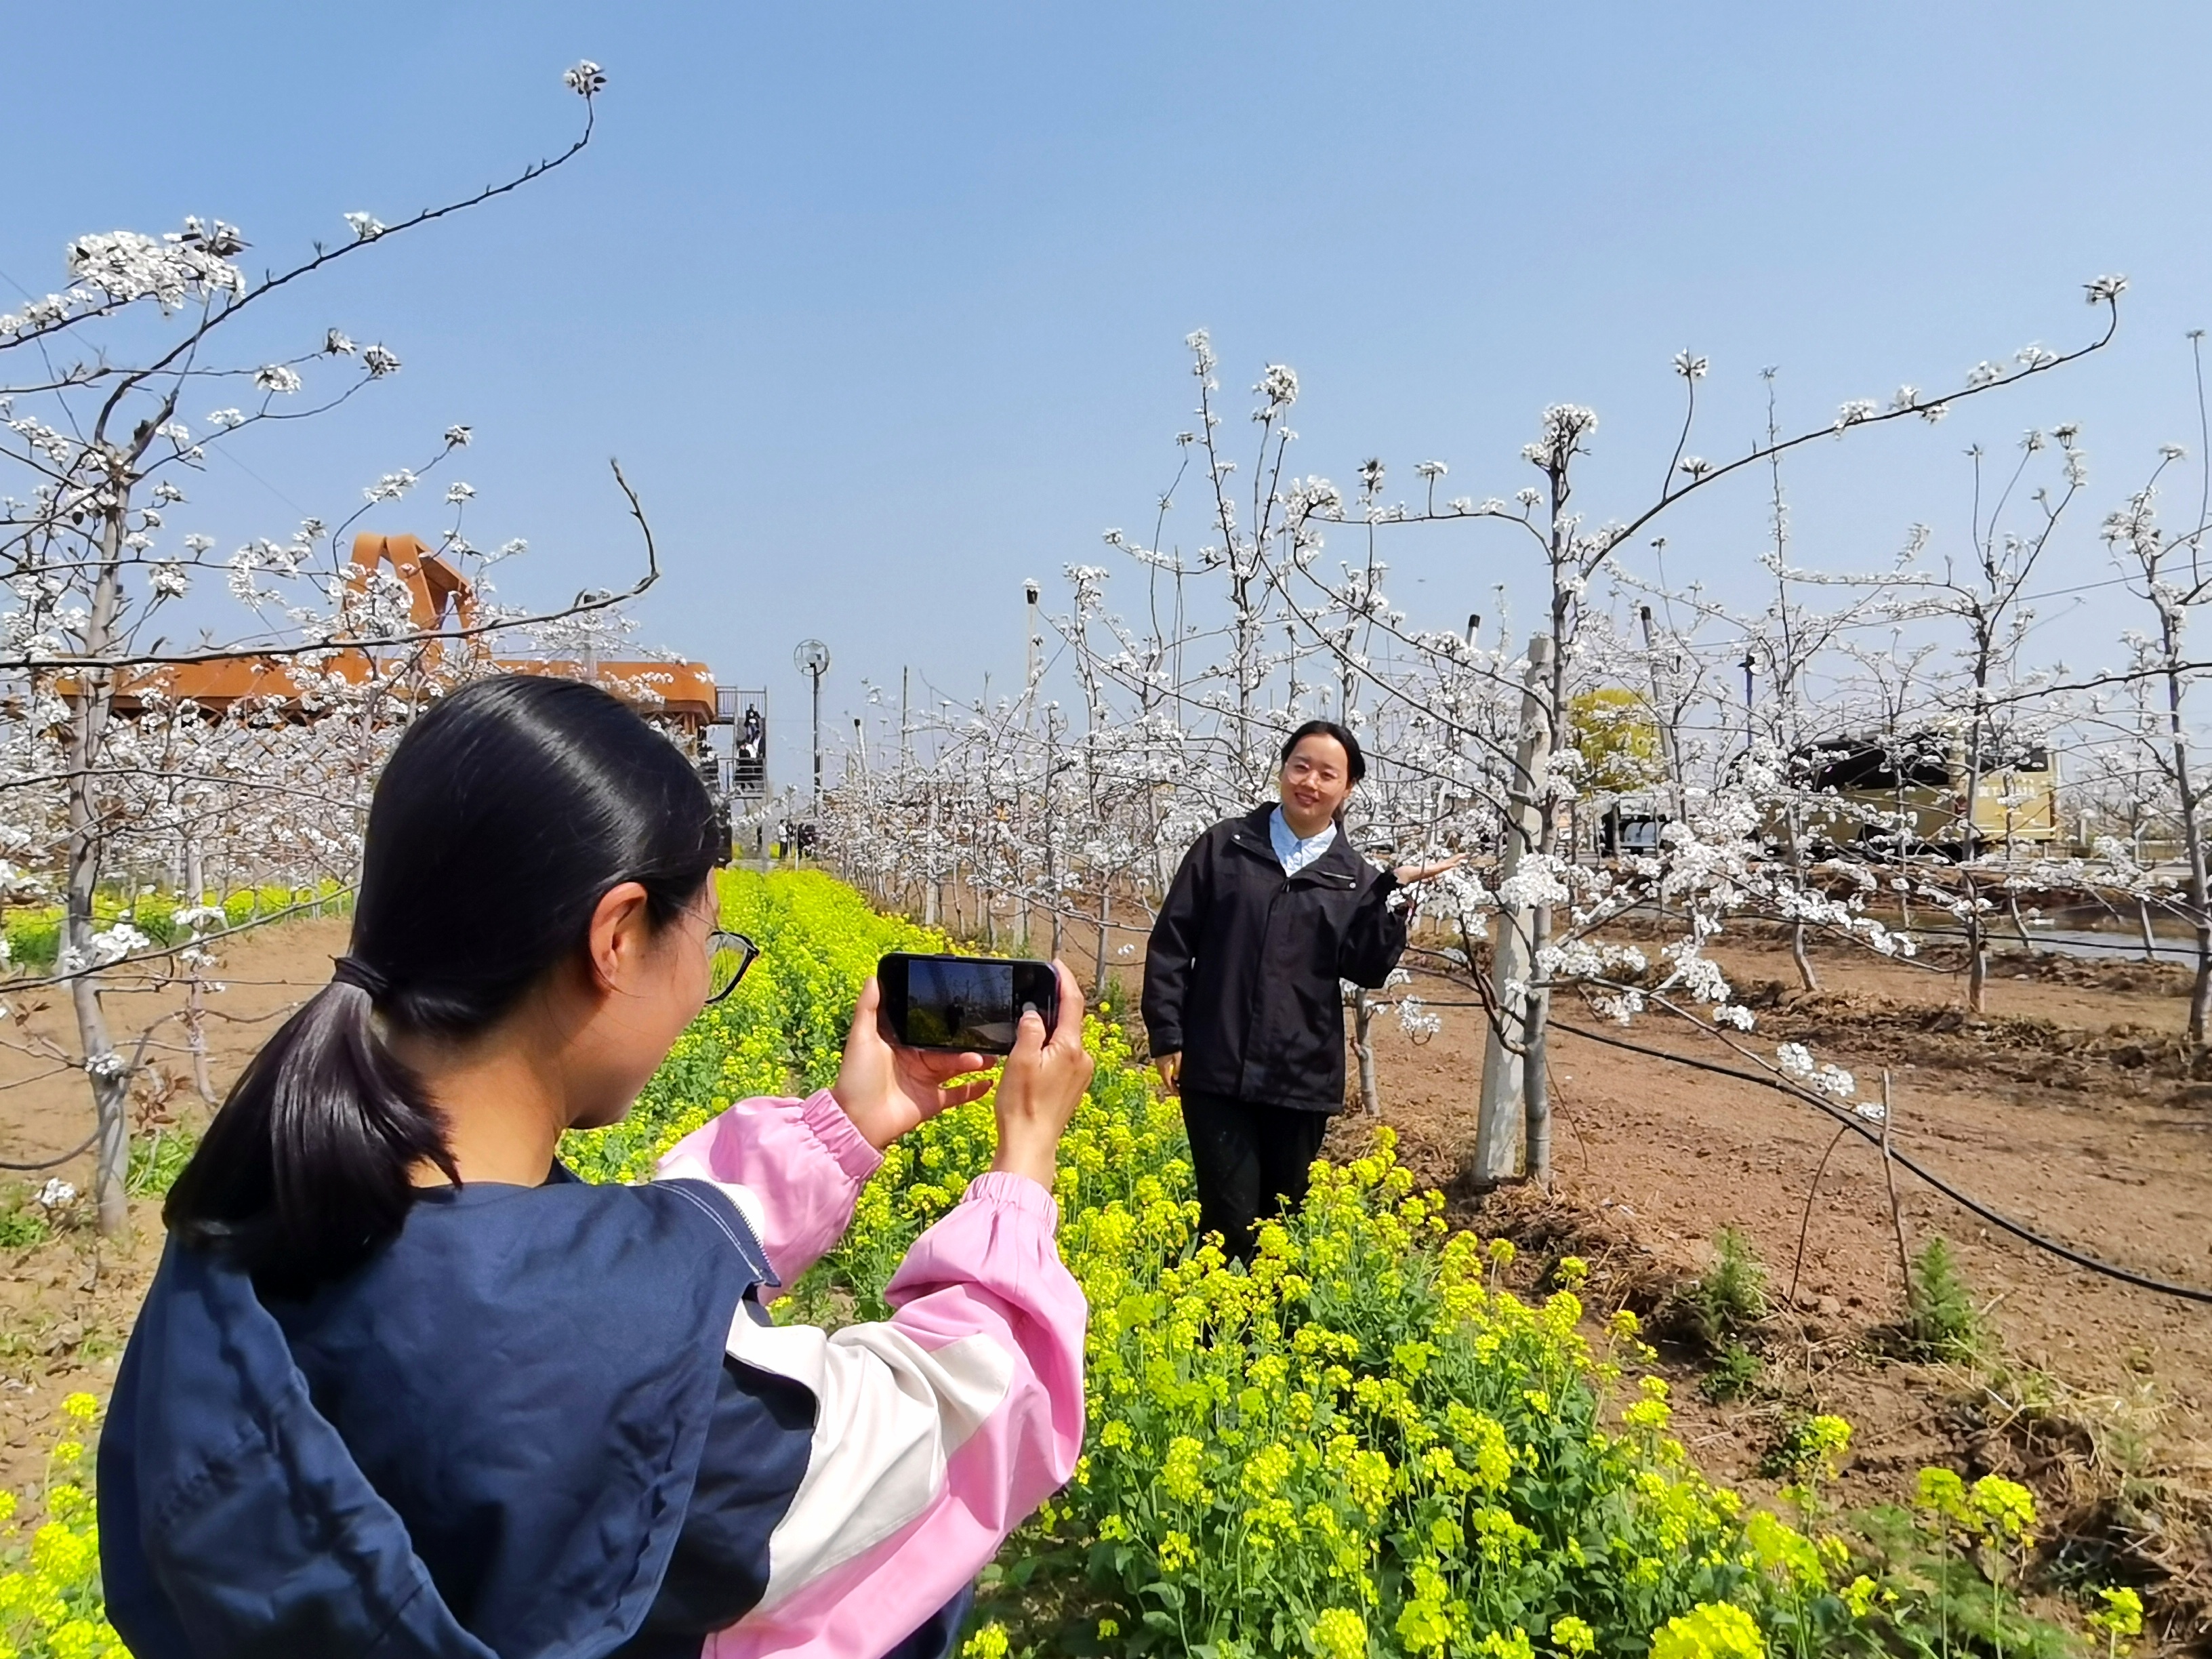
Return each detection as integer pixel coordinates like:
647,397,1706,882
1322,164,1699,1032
0,1128,100,1171
1548,1015,2212,1307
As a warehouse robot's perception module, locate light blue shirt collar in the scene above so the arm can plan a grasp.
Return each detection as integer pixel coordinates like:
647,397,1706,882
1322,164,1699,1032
1268,805,1338,876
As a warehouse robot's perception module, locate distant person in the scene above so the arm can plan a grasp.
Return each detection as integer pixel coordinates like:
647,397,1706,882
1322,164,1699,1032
740,705,764,760
100,674,1094,1659
1142,720,1460,1262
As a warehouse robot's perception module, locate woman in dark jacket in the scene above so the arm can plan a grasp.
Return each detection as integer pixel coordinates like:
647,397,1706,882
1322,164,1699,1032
99,675,1096,1659
1141,720,1459,1261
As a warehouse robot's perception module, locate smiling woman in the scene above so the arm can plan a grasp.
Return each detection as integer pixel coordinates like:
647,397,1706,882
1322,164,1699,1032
1141,719,1462,1265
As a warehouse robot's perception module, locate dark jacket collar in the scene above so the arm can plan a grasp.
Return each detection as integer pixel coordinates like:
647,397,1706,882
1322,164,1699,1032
1228,804,1369,886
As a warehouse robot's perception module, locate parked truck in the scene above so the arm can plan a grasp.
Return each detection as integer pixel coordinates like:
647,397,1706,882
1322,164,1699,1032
1795,726,2060,856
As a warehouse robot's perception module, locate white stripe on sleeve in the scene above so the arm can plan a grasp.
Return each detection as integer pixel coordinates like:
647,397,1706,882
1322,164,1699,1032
724,1307,1014,1612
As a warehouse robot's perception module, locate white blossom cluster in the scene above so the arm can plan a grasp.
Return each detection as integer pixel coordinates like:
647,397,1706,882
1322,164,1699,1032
0,64,610,1233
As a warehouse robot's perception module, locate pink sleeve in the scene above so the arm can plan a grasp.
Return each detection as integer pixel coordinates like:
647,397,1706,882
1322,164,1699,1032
654,1090,882,1285
705,1172,1088,1659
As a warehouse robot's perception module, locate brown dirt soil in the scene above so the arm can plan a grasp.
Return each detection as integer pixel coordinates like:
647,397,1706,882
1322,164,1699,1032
1322,931,2212,1648
0,915,351,1499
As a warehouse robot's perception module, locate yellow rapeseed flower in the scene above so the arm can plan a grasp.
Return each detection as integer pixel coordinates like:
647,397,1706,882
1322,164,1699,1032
1648,1600,1766,1659
1913,1467,1969,1523
1967,1474,2037,1544
1308,1607,1367,1659
2087,1584,2143,1641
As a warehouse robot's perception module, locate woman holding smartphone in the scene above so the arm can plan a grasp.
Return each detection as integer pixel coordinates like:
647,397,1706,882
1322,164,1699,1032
1143,720,1460,1263
100,675,1094,1659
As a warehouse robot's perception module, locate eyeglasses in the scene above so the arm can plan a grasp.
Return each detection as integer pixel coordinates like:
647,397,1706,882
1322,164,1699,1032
704,930,760,1006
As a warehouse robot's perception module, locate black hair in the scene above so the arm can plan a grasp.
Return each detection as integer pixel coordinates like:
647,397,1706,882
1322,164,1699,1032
1279,718,1366,785
165,674,724,1296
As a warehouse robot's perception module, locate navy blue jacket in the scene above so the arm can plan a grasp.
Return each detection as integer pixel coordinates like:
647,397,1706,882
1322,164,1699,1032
98,1171,962,1659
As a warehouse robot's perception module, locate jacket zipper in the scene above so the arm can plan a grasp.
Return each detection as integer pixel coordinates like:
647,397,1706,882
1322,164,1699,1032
1228,832,1355,1091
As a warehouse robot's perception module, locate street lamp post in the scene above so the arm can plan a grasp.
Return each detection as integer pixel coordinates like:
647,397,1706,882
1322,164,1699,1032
794,638,830,819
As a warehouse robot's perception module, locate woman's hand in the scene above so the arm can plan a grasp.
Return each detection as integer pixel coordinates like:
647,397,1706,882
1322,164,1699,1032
1153,1051,1181,1092
832,977,995,1151
1393,852,1467,885
990,962,1095,1191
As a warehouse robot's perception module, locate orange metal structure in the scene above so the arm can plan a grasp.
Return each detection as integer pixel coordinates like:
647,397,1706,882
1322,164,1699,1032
106,533,726,741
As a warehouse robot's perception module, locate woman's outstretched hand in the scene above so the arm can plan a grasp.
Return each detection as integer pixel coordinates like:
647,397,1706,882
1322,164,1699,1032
991,961,1094,1191
1393,852,1467,885
832,977,996,1151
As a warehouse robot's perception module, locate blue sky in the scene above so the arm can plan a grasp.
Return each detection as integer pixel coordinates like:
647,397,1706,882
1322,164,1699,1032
7,3,2211,783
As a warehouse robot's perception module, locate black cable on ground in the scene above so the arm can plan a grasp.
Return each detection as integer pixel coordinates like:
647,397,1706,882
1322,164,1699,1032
1548,1015,2212,1308
0,1128,100,1172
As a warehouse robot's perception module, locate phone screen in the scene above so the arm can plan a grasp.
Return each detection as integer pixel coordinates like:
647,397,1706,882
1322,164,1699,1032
882,953,1057,1054
903,956,1018,1052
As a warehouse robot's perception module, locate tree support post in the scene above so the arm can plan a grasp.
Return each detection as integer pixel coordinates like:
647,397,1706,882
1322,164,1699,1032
1472,636,1553,1185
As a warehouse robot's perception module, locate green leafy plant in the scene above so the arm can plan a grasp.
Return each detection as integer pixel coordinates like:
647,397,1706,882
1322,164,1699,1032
1700,1339,1763,1404
1908,1237,1986,1363
1678,1226,1769,1349
126,1126,199,1198
1828,1470,2076,1659
0,1202,48,1251
1759,1412,1851,1482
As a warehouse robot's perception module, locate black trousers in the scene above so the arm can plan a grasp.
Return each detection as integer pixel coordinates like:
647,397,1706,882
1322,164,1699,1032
1180,1090,1332,1265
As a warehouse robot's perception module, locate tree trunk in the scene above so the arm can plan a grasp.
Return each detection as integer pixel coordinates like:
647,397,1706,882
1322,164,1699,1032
1965,898,1988,1012
2161,661,2209,1048
1637,605,1682,825
1471,636,1553,1185
1522,903,1553,1187
1042,719,1061,960
1353,989,1380,1118
64,769,130,1231
1780,798,1820,990
1091,886,1111,998
67,509,130,1235
2192,920,2212,1048
182,839,216,1105
2138,897,2158,964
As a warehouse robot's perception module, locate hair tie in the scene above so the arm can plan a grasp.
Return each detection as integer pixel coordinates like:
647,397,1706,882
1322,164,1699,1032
330,955,392,1000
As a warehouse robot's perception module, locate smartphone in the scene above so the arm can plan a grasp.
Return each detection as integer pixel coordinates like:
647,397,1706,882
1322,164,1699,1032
878,952,1059,1055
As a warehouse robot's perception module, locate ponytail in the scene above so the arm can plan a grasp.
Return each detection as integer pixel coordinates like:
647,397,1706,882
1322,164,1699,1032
163,674,723,1297
167,980,455,1298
